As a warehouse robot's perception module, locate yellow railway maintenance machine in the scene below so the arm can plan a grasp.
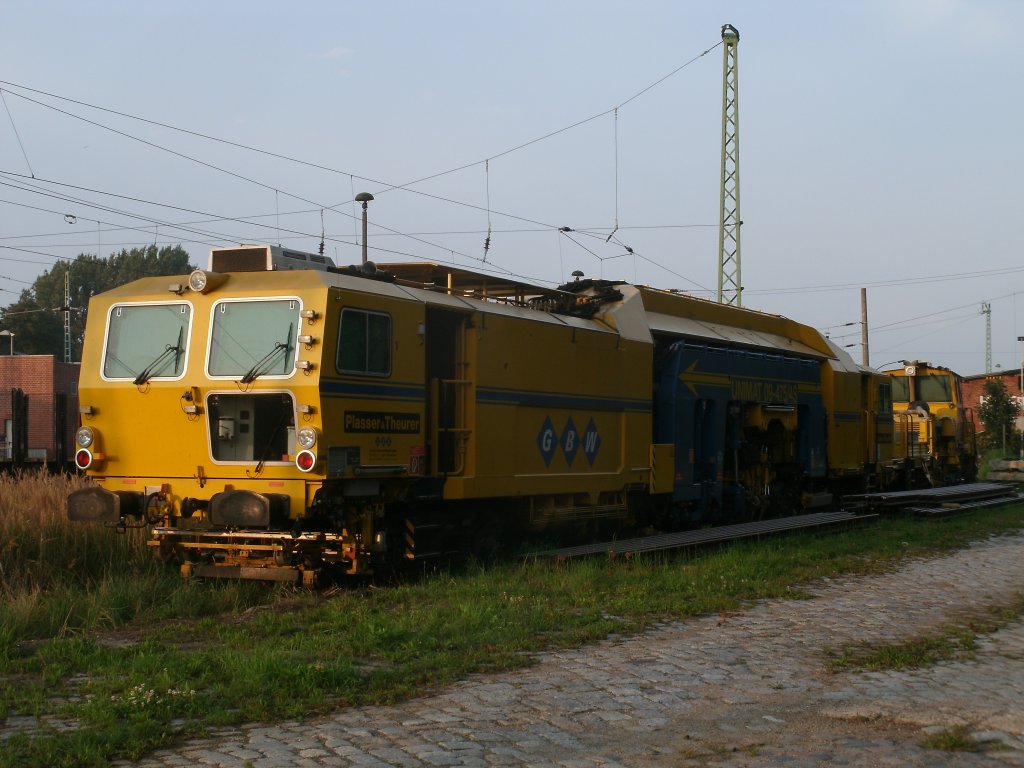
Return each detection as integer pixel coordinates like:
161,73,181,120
67,245,654,582
884,360,977,486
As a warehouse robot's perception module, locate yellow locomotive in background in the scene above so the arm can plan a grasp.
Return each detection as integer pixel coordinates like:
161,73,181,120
66,244,953,582
884,361,977,486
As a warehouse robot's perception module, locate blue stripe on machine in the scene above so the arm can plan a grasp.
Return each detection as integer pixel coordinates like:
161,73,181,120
477,386,651,412
321,379,425,402
319,380,650,411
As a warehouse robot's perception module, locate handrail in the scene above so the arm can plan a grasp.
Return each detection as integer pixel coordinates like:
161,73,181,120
432,377,472,476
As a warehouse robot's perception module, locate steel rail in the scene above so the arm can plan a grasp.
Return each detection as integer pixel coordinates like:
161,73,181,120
843,482,1016,508
524,510,874,561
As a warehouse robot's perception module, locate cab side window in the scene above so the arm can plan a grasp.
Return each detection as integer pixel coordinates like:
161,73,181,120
337,309,391,376
877,381,893,413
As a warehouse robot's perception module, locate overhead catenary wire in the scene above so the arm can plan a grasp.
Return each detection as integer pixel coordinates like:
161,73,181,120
1,41,719,197
1,177,1018,320
873,313,978,355
830,309,980,341
0,179,559,288
0,88,34,178
1,47,1005,337
606,108,619,244
0,179,251,246
742,264,1024,297
0,105,678,283
0,42,720,270
356,41,723,197
3,167,702,289
0,164,550,278
0,169,714,294
0,273,34,285
0,221,721,245
835,290,1024,339
0,87,336,215
0,171,514,275
2,89,509,271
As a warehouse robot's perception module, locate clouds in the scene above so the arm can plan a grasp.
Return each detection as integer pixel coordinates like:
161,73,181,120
890,0,1016,49
316,45,354,77
320,46,352,60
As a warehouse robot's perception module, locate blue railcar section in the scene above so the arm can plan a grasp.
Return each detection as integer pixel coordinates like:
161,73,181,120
656,341,826,521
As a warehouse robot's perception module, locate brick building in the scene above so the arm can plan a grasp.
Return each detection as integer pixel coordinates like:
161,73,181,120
0,355,80,463
960,368,1024,436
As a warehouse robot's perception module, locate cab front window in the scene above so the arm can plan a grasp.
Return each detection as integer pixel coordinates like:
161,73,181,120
918,374,953,402
103,303,191,380
208,299,299,379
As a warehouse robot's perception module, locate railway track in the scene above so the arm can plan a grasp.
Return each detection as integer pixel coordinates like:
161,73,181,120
524,509,874,562
525,482,1022,562
843,481,1022,516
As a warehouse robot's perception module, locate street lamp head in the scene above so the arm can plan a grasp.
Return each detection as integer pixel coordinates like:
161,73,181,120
354,192,374,204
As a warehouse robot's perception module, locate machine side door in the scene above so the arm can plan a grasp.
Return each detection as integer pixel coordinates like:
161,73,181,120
425,307,470,475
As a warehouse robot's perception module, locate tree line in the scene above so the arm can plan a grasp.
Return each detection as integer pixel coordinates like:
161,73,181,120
0,245,193,359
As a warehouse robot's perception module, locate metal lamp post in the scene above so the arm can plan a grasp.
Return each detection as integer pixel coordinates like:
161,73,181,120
355,192,374,265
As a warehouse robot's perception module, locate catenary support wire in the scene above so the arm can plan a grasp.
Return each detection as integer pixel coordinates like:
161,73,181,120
0,88,34,178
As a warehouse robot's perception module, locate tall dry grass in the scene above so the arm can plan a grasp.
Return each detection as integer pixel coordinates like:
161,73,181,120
0,469,163,643
0,468,152,593
0,469,275,646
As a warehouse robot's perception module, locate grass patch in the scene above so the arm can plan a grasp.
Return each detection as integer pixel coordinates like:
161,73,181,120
826,631,977,672
825,595,1024,673
919,725,984,752
1,470,1023,767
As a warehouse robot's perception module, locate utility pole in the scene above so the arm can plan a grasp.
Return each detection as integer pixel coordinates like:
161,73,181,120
981,302,992,373
861,288,869,366
717,24,742,306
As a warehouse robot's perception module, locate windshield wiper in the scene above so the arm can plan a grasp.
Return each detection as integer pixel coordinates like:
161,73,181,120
239,330,293,384
133,328,184,385
238,343,288,384
239,324,293,385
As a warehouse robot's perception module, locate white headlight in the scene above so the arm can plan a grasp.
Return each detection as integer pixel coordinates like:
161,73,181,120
188,269,208,292
76,426,95,448
297,427,317,449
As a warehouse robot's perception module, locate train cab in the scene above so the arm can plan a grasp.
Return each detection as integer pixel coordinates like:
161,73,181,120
884,361,977,485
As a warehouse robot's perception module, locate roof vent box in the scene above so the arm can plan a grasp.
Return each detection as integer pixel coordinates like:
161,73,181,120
208,244,336,273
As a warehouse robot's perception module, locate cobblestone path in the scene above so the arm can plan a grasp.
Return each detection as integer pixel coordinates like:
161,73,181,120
126,532,1024,767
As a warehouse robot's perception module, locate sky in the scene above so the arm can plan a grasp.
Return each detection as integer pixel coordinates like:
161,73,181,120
1,0,1022,375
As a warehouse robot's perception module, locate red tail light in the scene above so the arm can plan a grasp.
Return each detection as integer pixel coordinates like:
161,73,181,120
75,449,93,470
295,450,316,472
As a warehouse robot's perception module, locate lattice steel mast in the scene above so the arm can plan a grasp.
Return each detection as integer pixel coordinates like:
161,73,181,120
717,24,742,306
64,268,71,363
981,302,992,373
